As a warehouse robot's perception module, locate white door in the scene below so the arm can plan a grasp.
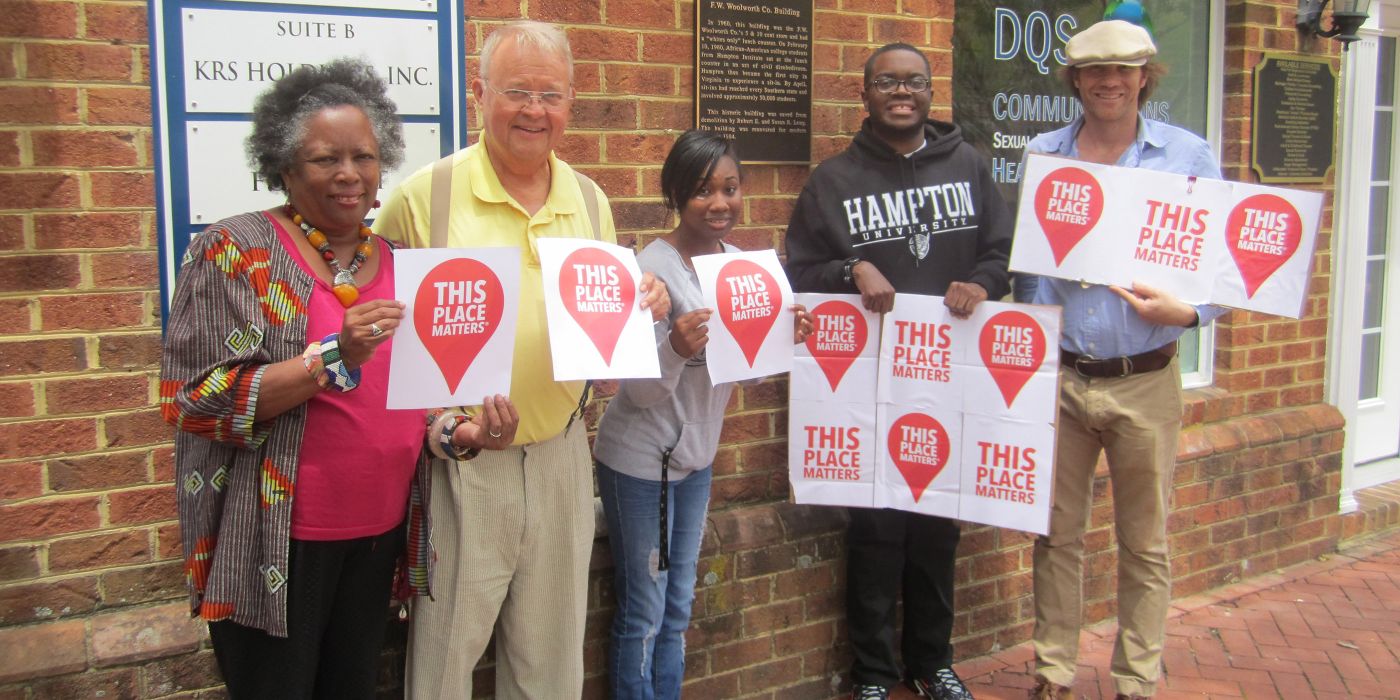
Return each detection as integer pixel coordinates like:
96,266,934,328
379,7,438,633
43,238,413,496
1335,28,1400,505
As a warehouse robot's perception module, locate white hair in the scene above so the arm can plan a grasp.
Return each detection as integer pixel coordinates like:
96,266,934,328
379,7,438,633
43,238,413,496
479,20,574,84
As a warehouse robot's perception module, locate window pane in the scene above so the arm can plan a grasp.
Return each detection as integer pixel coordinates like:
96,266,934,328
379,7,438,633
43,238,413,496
1363,258,1387,329
1374,110,1393,182
1380,37,1396,108
1371,185,1390,256
1178,326,1200,374
1360,332,1382,400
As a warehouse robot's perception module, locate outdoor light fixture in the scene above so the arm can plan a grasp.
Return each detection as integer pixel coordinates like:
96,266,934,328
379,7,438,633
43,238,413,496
1297,0,1374,48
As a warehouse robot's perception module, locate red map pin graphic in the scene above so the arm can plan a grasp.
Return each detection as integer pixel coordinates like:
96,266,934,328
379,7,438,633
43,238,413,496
1035,166,1104,265
717,259,781,367
978,310,1046,408
558,247,636,364
1226,193,1302,298
414,258,504,394
805,300,867,391
887,412,950,503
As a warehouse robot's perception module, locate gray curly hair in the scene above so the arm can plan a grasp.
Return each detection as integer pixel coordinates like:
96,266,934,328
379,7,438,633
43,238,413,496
246,57,405,191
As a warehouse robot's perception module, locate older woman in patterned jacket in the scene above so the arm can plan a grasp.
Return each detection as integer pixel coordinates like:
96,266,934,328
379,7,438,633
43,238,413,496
159,58,518,699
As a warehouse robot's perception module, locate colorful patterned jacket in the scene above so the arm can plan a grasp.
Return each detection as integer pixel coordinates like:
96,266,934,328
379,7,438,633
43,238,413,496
159,211,433,636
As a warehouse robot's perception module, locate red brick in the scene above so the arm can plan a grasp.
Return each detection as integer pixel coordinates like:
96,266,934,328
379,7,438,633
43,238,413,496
0,417,97,460
461,0,520,19
142,650,223,697
0,253,82,292
86,86,152,125
605,133,674,163
26,42,133,81
103,408,172,449
38,292,149,331
0,494,101,539
89,171,156,208
0,545,40,582
0,0,78,38
0,576,99,624
640,100,691,130
568,28,638,62
571,98,638,129
873,17,929,44
31,129,139,167
46,374,150,415
0,459,42,504
0,337,86,377
33,211,145,249
91,250,158,289
155,521,182,559
97,333,161,370
90,601,204,667
815,11,868,41
643,33,691,64
29,668,139,700
99,560,184,605
0,215,22,250
48,448,150,492
84,2,147,42
0,131,18,167
48,529,151,573
534,0,601,22
605,64,674,96
0,172,81,209
108,485,175,526
607,0,676,28
0,382,35,418
0,618,86,683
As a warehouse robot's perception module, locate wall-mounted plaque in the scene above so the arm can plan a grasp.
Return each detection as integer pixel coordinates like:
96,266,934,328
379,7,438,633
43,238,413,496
695,0,812,163
1252,53,1337,183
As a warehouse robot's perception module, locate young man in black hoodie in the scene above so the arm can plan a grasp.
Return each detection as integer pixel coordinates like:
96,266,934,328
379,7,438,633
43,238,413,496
784,43,1012,700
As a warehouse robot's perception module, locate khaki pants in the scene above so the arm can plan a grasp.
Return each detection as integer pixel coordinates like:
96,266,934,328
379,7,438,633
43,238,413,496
1033,359,1181,697
406,426,595,699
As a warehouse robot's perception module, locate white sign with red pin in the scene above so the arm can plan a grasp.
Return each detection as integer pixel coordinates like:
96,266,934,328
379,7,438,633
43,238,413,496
792,293,879,403
387,247,521,409
961,303,1061,424
693,249,795,384
1012,153,1323,318
537,238,661,381
873,404,962,518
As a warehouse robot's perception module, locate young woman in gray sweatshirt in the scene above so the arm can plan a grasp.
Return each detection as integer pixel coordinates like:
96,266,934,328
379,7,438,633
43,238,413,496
592,130,810,699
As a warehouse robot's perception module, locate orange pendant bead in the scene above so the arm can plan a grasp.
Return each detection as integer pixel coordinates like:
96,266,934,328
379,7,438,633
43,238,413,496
332,283,360,306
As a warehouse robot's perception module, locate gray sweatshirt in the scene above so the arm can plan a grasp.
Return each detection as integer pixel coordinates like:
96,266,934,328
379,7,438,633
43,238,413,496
593,238,739,482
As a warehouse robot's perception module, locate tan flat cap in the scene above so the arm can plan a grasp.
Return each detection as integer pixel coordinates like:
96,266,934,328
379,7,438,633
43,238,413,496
1065,20,1157,67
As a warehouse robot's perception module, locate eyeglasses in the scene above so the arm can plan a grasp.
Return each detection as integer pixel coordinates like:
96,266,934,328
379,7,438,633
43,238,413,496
868,76,931,94
485,83,573,112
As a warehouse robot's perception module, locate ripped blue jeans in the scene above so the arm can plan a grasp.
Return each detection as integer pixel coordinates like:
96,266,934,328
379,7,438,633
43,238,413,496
597,461,712,700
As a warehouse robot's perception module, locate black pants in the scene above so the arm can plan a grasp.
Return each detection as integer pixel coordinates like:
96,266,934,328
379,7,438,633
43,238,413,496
209,526,402,700
846,508,961,687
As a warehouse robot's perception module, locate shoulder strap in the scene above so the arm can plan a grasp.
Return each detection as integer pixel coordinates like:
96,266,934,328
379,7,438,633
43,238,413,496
573,170,601,241
430,153,459,249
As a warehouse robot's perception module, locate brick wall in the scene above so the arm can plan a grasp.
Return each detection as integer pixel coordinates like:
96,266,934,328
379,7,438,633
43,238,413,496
0,0,1359,698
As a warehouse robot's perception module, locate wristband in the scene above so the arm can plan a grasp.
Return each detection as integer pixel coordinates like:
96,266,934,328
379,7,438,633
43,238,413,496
319,333,361,392
841,256,861,285
427,409,480,461
301,342,331,390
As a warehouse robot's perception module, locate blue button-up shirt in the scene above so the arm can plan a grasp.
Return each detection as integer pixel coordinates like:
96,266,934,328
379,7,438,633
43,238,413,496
1023,117,1226,358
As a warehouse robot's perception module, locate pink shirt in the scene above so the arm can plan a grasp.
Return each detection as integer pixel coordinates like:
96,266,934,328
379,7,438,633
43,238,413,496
272,216,423,540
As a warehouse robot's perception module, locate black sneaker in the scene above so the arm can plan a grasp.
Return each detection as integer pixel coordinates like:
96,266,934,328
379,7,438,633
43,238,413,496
851,683,890,700
910,667,974,700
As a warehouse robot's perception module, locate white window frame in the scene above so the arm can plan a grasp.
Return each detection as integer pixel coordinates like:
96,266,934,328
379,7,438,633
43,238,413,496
1181,0,1227,390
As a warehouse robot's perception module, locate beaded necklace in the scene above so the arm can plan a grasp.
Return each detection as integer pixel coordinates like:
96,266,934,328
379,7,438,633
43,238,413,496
285,204,374,307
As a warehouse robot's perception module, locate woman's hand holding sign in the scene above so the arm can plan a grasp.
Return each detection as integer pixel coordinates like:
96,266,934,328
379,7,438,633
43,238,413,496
669,309,711,359
639,272,671,322
339,299,405,368
792,304,813,344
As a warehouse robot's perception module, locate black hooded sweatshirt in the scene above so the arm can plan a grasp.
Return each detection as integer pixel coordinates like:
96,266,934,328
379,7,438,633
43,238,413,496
785,118,1012,299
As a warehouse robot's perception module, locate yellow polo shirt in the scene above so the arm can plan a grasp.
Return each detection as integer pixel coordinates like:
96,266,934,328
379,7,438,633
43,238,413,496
375,142,616,444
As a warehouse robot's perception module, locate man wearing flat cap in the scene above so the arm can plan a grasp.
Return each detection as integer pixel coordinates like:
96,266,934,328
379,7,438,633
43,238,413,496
1017,20,1225,700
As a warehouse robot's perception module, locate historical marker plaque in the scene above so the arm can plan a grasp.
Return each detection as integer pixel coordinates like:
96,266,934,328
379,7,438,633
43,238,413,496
696,0,812,163
1252,53,1336,183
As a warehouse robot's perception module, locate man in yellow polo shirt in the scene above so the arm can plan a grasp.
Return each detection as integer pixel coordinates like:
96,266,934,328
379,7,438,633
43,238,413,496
375,20,668,699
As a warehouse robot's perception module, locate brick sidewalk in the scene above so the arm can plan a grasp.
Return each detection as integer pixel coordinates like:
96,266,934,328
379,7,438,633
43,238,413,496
938,530,1400,700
